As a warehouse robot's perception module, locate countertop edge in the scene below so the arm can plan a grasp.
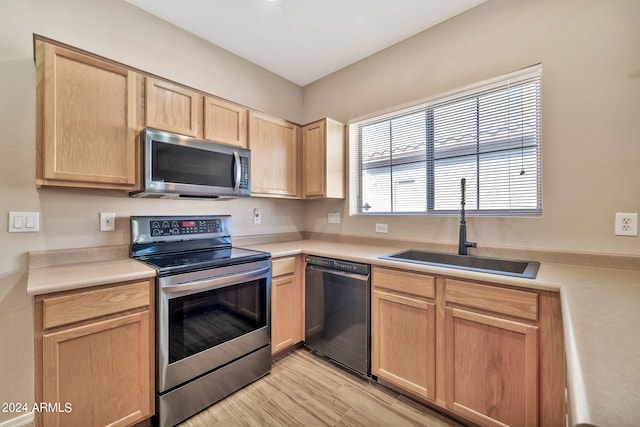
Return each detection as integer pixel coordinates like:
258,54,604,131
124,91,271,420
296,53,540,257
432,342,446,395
560,285,593,427
27,259,157,296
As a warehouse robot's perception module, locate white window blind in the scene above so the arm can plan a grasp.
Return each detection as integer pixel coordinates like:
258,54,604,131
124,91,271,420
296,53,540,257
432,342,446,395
349,65,542,216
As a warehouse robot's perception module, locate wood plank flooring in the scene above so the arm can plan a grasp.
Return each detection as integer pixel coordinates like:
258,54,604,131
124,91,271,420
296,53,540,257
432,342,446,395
179,348,465,427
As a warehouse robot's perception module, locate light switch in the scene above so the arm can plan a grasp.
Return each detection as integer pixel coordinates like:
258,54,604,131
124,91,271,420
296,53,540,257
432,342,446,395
9,212,40,233
13,215,24,229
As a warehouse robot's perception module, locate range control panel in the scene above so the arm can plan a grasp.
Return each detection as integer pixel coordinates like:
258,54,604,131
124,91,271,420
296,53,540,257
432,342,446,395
150,218,222,236
131,215,232,244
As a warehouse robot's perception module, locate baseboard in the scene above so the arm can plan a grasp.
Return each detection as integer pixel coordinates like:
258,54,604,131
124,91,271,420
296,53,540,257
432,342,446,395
0,412,34,427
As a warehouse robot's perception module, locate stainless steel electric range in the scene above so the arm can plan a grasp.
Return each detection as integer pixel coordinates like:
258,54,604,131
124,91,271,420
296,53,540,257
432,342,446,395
130,215,272,427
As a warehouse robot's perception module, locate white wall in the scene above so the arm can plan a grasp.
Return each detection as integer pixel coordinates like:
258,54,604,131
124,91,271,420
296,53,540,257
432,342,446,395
303,0,640,256
0,0,304,421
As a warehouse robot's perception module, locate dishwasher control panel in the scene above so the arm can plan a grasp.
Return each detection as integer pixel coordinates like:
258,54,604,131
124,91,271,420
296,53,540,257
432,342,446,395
305,255,370,276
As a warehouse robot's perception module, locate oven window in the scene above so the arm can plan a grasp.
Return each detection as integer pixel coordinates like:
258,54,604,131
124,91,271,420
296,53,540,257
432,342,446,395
168,278,267,363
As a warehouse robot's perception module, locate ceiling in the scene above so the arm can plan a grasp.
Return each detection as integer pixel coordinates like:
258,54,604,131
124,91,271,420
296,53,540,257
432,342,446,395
125,0,487,86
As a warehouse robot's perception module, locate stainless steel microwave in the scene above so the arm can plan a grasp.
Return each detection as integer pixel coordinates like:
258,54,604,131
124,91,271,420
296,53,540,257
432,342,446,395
130,128,250,199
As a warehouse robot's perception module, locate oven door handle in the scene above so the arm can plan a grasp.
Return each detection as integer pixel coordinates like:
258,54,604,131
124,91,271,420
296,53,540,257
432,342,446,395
161,266,270,294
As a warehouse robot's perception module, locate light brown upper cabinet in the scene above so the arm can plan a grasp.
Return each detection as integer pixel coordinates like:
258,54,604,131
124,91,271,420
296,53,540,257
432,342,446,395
35,40,137,190
302,118,345,199
204,96,248,148
145,78,201,137
248,111,300,198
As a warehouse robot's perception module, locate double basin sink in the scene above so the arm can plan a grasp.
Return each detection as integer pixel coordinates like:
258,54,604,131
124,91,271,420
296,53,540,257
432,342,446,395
380,249,540,279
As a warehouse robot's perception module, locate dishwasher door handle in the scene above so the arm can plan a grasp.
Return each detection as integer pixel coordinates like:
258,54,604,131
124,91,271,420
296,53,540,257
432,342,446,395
306,264,369,281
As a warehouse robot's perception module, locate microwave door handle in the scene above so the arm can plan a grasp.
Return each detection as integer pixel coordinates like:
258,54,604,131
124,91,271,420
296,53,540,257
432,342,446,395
233,151,241,192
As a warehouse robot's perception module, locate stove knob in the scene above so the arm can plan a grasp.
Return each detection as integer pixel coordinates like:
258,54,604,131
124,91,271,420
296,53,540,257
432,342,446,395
171,228,180,235
152,229,161,236
162,221,170,228
172,221,179,228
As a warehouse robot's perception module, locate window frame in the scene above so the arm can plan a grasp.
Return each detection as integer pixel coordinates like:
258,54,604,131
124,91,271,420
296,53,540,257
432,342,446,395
349,65,542,217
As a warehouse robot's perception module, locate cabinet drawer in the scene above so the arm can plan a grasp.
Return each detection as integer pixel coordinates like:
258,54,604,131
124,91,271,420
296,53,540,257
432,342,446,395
445,279,538,321
373,267,435,299
272,257,296,277
42,281,150,329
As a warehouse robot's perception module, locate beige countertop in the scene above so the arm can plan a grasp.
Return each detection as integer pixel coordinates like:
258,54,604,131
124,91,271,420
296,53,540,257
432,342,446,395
561,282,640,427
242,239,640,292
27,247,156,296
27,239,640,426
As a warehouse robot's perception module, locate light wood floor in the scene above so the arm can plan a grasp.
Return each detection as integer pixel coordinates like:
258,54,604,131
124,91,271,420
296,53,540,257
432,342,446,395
179,348,465,427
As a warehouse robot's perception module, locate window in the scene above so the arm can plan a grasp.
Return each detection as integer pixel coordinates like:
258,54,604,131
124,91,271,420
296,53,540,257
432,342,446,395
349,65,542,216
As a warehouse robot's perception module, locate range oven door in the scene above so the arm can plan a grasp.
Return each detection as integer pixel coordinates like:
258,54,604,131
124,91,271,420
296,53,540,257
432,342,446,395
157,260,271,393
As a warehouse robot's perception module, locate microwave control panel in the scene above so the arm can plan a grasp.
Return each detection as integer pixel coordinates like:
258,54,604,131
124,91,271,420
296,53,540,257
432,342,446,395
239,157,249,190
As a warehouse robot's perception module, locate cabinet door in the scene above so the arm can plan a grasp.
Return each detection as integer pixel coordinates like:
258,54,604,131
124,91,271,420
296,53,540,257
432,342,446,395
372,289,436,401
248,111,299,197
271,274,302,354
37,42,136,189
204,96,248,147
303,118,345,199
41,311,151,427
145,78,200,137
303,120,326,197
445,307,538,427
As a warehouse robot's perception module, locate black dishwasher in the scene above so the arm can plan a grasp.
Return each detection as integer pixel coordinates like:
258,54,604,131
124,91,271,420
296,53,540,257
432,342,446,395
304,255,370,377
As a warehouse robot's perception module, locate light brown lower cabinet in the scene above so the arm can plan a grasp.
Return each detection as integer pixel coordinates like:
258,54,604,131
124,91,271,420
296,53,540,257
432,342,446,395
372,267,437,401
372,289,436,401
271,256,303,355
372,267,565,427
34,279,154,427
445,307,538,427
443,278,540,427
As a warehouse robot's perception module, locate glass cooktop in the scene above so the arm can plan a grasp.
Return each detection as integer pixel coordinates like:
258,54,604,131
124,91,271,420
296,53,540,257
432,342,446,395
138,247,270,275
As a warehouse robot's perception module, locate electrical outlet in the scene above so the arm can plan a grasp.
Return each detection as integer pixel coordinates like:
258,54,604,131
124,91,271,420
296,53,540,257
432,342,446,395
328,213,341,224
615,213,638,236
375,223,388,233
100,212,116,231
253,208,261,225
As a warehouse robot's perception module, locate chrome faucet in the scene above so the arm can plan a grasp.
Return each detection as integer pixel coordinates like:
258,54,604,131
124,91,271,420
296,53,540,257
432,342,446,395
459,178,476,255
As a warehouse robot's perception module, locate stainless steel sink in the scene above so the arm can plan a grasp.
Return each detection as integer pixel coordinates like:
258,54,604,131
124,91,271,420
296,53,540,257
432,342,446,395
380,249,540,279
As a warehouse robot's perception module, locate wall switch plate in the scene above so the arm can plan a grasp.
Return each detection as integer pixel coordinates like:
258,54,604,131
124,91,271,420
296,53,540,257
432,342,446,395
100,212,116,231
375,223,388,233
253,208,261,225
328,213,341,224
8,212,40,232
615,212,638,236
